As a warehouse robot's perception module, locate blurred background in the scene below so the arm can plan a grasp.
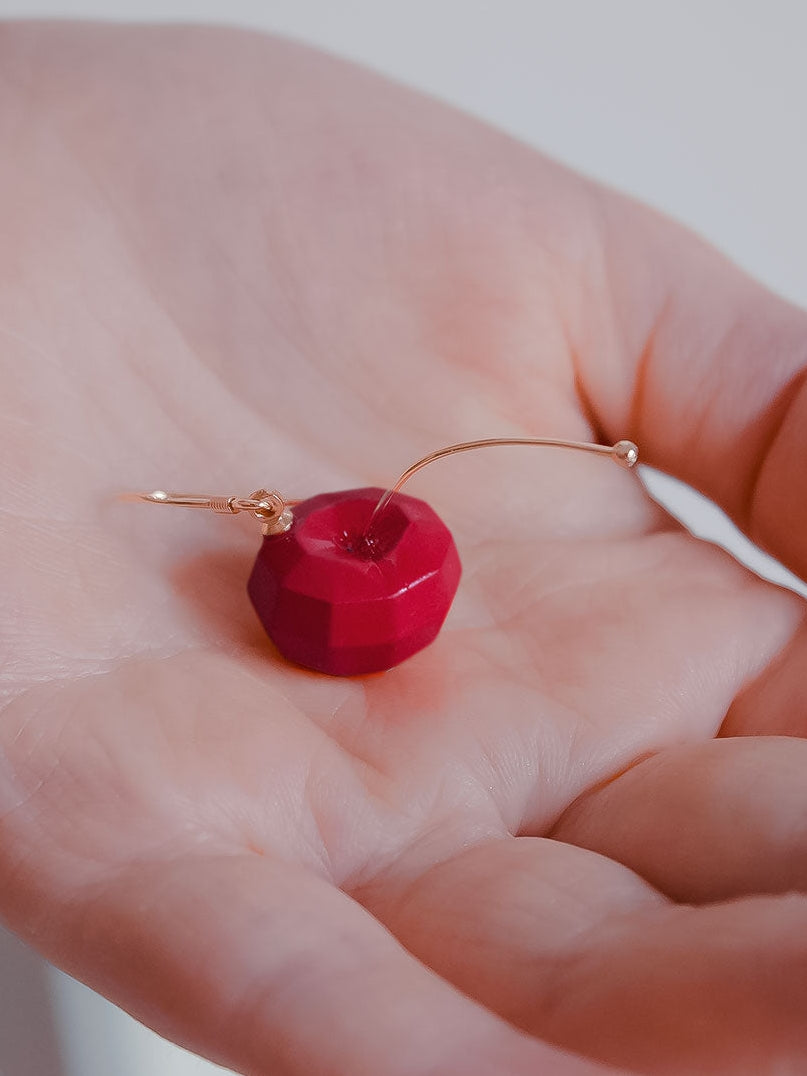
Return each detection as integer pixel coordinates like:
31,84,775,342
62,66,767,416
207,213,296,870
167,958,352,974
0,1,805,1073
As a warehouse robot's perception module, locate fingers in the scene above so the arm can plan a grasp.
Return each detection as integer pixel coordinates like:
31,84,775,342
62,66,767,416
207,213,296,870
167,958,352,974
19,851,616,1076
362,836,665,1023
551,736,807,902
541,894,807,1075
371,836,807,1074
574,191,807,580
722,621,807,736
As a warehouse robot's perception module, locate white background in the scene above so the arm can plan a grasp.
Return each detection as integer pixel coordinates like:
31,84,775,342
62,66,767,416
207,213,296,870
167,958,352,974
0,2,805,1074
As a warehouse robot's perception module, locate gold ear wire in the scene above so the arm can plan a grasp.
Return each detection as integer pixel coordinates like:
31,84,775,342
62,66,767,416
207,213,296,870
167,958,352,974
367,436,639,527
124,437,638,538
121,489,296,535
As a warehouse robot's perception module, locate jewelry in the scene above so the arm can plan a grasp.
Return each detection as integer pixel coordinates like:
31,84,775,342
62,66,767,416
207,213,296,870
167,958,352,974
127,437,638,676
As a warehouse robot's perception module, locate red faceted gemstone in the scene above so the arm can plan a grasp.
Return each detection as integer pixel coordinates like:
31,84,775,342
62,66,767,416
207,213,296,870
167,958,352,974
247,487,461,676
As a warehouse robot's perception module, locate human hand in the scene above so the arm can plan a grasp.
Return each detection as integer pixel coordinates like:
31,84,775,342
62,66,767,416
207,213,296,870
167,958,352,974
1,23,806,1075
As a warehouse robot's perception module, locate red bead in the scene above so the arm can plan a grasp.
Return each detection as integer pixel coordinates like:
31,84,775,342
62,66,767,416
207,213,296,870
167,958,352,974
247,487,461,676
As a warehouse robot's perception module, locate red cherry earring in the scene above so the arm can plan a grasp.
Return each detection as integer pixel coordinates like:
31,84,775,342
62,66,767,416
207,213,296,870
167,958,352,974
128,436,638,676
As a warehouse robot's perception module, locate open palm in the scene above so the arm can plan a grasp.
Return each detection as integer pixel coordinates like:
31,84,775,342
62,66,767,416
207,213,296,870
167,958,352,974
2,23,807,1076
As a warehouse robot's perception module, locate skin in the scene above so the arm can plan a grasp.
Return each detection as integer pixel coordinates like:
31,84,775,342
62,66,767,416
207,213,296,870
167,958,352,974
1,21,807,1076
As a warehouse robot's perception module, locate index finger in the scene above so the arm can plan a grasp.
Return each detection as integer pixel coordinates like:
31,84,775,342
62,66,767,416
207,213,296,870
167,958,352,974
575,192,807,578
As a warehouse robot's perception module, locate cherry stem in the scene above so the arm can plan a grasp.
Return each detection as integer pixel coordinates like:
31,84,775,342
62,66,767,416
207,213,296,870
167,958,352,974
362,436,638,540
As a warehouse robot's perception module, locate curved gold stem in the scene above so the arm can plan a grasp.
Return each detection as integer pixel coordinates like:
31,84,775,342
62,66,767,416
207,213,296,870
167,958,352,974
367,436,638,525
124,437,638,539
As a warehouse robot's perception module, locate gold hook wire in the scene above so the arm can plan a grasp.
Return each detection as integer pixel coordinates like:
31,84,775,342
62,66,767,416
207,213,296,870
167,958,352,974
124,437,638,536
121,488,297,535
368,436,638,524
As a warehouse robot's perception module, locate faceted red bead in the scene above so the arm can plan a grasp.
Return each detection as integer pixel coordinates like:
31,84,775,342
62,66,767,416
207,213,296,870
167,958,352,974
247,487,461,676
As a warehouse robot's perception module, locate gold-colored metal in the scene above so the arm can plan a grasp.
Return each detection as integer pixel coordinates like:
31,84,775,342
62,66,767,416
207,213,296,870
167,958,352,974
125,436,638,538
244,489,295,535
368,436,639,523
124,488,296,534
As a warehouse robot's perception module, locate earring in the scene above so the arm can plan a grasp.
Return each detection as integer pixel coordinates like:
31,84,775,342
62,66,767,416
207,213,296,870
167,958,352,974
127,437,638,676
